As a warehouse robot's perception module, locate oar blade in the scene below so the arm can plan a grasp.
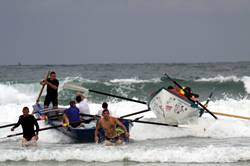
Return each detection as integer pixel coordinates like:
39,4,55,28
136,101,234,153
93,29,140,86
63,83,89,96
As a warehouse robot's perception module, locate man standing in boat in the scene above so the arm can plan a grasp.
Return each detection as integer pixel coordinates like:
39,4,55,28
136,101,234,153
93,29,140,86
95,109,129,145
40,71,59,109
11,107,39,146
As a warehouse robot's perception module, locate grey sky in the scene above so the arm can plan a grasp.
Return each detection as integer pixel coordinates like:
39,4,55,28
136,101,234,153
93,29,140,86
0,0,250,65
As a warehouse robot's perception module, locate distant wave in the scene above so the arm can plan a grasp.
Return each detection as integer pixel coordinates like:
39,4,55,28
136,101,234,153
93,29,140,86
62,76,98,84
195,75,250,94
109,78,161,84
195,75,241,82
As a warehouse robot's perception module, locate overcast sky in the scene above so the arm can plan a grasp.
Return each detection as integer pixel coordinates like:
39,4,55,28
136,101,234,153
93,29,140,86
0,0,249,65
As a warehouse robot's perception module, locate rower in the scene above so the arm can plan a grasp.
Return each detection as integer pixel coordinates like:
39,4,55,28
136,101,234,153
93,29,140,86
95,109,129,146
97,102,109,116
11,107,39,146
63,101,81,128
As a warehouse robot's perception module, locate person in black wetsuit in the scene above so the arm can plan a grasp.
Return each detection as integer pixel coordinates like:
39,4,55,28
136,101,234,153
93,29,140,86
11,107,39,146
40,71,59,108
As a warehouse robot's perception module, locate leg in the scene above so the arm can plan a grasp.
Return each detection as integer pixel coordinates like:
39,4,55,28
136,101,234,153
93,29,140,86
44,95,51,118
21,137,28,147
115,139,123,145
52,96,58,109
30,136,38,146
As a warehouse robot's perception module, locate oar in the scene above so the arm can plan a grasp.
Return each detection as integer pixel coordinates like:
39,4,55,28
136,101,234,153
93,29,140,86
6,125,63,138
3,119,85,139
33,108,64,115
120,109,150,118
132,119,178,127
210,112,250,120
36,71,50,104
202,92,250,120
164,73,218,120
80,113,180,128
63,83,147,105
0,114,63,129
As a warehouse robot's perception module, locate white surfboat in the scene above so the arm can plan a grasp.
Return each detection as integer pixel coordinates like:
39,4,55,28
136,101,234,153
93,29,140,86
148,87,200,125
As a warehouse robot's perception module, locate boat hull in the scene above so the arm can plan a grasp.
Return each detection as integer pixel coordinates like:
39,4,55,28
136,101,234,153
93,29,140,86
148,88,199,125
48,118,131,143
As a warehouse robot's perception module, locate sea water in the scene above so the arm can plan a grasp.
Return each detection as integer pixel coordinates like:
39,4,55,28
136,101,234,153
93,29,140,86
0,62,250,165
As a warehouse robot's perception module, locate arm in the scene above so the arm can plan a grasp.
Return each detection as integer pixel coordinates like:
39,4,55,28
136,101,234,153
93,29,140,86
40,80,46,85
46,81,58,90
63,114,69,126
11,116,22,131
115,119,129,137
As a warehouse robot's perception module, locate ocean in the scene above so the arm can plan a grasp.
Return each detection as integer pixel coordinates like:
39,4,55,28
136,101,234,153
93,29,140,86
0,62,250,165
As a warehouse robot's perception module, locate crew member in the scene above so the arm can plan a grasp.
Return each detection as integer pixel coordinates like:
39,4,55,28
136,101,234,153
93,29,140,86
40,71,59,108
97,102,109,116
11,107,39,146
95,109,129,146
63,101,81,128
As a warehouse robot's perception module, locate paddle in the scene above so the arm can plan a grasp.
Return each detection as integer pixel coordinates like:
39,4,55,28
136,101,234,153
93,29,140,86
204,91,213,107
164,73,218,120
36,71,50,104
3,118,85,139
0,114,63,129
63,83,147,105
202,92,250,120
120,109,150,118
33,108,64,115
131,119,178,127
80,113,180,128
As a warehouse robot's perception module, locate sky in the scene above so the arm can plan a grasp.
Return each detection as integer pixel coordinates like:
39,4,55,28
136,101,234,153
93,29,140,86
0,0,250,65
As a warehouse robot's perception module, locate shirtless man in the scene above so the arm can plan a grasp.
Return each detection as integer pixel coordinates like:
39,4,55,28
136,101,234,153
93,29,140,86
95,109,129,145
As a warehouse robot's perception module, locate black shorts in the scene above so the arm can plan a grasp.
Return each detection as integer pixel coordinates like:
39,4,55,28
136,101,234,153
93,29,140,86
23,133,35,141
44,95,58,107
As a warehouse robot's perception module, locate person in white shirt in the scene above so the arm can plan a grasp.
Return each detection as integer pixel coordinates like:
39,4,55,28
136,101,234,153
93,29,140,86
97,102,109,116
75,94,90,120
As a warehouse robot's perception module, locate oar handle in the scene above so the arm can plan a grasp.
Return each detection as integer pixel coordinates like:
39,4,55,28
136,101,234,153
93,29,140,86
0,123,17,129
164,73,218,119
36,71,50,103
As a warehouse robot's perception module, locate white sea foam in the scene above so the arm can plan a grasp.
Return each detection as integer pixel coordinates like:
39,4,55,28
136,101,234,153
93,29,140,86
242,76,250,94
0,144,250,163
0,84,36,105
62,76,98,84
